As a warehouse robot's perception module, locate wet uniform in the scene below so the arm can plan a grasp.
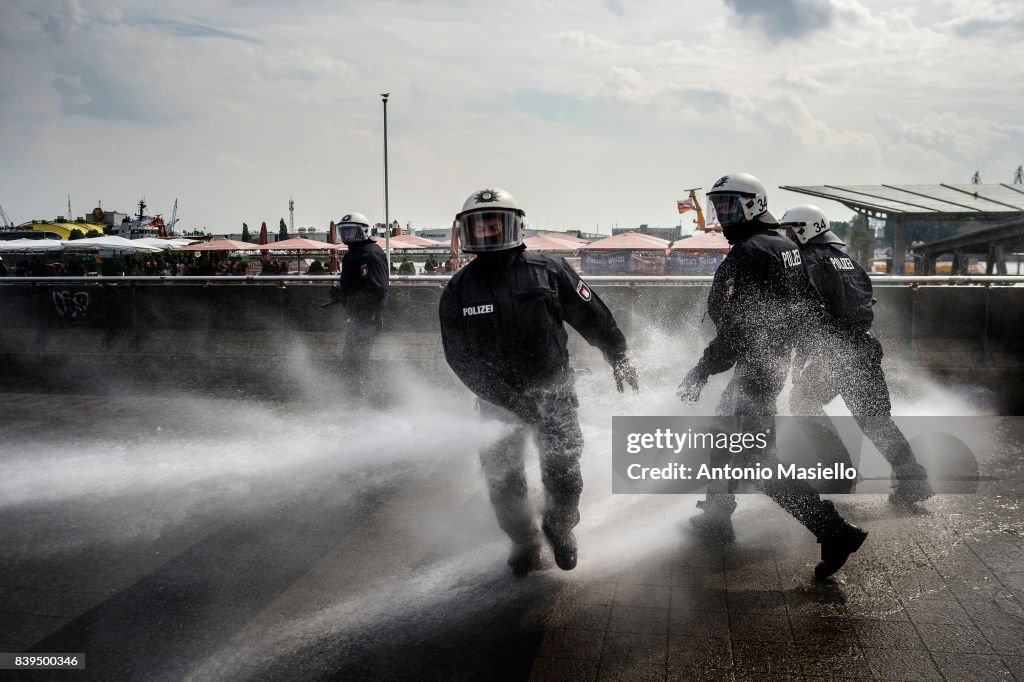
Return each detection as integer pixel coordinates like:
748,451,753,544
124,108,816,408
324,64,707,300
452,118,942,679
439,245,628,546
692,223,852,538
338,239,389,395
790,238,920,481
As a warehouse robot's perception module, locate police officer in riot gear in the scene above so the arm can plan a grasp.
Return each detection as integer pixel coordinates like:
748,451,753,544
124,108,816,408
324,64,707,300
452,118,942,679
678,173,867,580
781,204,933,504
439,188,639,576
333,212,389,398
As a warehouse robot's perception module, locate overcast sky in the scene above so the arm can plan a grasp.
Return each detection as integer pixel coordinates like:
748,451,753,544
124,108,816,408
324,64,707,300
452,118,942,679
1,0,1021,235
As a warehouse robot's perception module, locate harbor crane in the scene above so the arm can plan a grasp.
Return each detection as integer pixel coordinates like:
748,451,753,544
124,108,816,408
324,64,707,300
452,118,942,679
677,187,708,231
0,203,12,228
166,199,179,234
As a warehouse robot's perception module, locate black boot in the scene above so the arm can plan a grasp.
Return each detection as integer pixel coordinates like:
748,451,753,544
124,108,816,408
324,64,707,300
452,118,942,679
689,495,737,544
542,523,577,571
815,521,868,580
507,543,543,576
889,462,934,505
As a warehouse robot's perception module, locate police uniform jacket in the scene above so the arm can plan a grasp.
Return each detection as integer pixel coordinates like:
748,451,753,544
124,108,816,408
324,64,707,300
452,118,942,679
695,225,811,378
339,240,389,322
439,246,628,410
800,240,873,337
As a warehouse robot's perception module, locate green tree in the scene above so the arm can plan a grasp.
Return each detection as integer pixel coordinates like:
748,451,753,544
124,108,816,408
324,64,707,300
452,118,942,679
85,229,100,238
278,218,288,241
830,217,853,240
68,230,83,240
241,222,251,243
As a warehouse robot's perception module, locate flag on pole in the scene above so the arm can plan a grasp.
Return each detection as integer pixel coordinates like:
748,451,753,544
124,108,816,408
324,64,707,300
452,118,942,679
448,219,462,272
677,198,696,214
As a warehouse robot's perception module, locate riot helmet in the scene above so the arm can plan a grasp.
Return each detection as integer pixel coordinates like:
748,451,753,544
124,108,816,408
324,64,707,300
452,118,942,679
336,212,372,244
781,204,843,245
455,188,525,253
706,173,772,227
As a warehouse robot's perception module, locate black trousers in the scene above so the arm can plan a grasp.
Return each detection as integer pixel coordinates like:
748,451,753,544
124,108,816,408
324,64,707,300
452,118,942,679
478,381,584,547
790,334,916,474
340,316,381,399
702,350,844,539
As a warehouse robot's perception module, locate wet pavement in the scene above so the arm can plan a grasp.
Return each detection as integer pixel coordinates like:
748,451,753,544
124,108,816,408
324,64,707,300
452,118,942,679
0,391,1022,681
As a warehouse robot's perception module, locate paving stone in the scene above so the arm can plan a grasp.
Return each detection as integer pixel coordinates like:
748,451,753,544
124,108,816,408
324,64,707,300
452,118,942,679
671,586,728,613
547,603,612,631
795,642,872,679
902,596,976,625
599,632,668,668
728,590,789,616
915,622,996,654
608,606,669,635
962,599,1024,630
596,663,668,681
666,635,732,670
851,619,926,650
538,628,605,661
668,609,730,638
529,656,600,682
931,652,1015,681
861,645,942,680
788,616,860,647
977,625,1024,656
667,667,737,681
614,583,671,608
730,639,801,675
728,613,793,643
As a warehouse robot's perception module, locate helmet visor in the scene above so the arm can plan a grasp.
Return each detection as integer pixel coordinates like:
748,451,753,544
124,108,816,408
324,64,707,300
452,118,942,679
338,223,369,243
457,210,524,252
708,194,749,227
780,219,810,243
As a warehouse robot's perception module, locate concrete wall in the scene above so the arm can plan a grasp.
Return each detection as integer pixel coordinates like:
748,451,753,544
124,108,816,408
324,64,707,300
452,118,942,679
1,280,1021,411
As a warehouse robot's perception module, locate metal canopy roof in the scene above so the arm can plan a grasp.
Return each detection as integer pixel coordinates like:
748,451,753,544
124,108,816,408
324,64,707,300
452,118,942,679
779,183,1024,217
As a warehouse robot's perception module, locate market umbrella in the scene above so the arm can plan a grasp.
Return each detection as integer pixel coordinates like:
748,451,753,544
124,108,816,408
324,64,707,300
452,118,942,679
132,238,198,250
327,221,340,274
523,234,588,252
259,221,269,269
0,238,65,253
253,238,343,274
253,238,344,251
62,236,163,253
175,239,257,252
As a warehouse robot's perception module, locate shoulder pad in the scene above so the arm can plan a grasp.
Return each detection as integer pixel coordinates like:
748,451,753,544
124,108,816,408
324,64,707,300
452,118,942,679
520,251,555,268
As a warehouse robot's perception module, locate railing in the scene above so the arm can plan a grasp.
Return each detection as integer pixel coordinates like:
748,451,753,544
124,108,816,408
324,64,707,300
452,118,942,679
2,275,1024,286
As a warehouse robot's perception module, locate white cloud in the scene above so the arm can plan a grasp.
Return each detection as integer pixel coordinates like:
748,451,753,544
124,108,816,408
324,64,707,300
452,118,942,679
549,30,618,52
0,0,1022,230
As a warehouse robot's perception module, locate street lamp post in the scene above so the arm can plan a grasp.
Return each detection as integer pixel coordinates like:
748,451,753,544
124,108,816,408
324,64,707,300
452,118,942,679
381,92,391,272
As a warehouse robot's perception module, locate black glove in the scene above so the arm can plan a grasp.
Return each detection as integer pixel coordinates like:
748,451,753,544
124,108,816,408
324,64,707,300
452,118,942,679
676,367,707,402
612,358,639,393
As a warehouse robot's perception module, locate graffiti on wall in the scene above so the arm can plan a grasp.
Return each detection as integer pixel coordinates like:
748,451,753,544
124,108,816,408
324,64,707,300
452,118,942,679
53,291,90,319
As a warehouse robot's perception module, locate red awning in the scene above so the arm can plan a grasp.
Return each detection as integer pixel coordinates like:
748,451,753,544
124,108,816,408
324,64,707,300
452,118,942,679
578,231,670,251
670,231,730,253
253,238,345,251
524,234,588,252
176,239,260,252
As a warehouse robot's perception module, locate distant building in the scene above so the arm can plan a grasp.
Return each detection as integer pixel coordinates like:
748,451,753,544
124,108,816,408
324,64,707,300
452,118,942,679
417,228,453,242
611,224,682,241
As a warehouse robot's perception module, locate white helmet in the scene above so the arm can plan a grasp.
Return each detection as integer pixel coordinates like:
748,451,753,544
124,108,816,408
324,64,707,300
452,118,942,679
336,212,371,244
780,204,842,245
455,188,525,253
706,172,770,227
